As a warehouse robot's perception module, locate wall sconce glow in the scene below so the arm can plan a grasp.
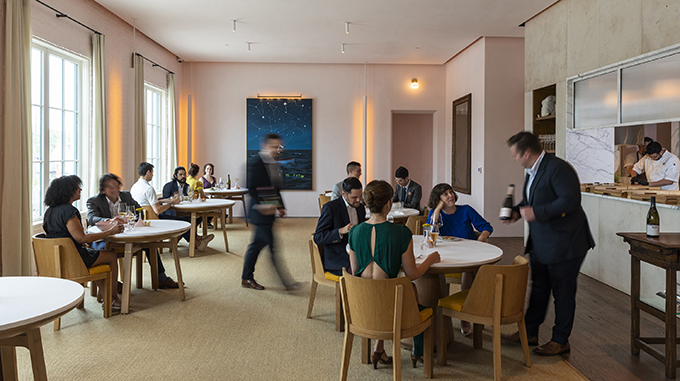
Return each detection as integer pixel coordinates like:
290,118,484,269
232,20,236,32
345,22,350,34
247,42,251,52
411,78,419,89
341,43,345,54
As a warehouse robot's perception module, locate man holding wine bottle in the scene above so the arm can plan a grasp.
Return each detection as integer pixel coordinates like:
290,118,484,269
503,131,595,356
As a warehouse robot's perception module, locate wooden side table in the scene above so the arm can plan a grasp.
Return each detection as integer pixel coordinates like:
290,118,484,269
618,232,680,379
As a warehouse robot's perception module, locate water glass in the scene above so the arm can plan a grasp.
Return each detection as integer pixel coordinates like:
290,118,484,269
387,214,394,223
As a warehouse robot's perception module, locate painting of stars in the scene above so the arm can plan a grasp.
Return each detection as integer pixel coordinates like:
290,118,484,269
247,98,313,190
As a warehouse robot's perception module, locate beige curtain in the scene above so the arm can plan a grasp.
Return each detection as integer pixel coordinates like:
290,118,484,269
133,53,145,172
2,0,33,276
166,72,178,173
92,33,107,188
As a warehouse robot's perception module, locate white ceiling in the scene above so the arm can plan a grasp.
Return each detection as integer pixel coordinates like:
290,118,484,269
94,0,555,65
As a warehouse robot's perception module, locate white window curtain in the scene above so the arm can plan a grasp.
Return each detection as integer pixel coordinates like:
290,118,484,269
92,33,107,187
3,0,33,276
134,53,145,172
166,72,178,173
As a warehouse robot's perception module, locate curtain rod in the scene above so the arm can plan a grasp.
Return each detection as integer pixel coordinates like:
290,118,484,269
35,0,102,35
135,53,175,75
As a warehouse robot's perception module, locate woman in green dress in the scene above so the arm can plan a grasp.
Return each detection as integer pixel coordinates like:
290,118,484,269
348,180,440,368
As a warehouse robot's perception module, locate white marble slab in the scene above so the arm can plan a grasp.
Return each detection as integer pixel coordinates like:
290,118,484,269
566,127,615,183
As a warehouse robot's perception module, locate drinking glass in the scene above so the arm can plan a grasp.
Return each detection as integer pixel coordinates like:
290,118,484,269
430,225,440,247
187,187,194,201
126,205,136,231
234,178,239,189
387,213,394,223
118,203,128,219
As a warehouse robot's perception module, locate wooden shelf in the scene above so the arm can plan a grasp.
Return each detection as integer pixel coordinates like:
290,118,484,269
545,150,555,153
535,114,555,121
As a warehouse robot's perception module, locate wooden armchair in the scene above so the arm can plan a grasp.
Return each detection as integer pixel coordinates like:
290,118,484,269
318,194,331,212
437,255,531,381
306,240,344,331
339,270,434,380
32,233,113,329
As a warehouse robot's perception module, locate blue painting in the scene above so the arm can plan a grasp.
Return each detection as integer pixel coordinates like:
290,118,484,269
247,98,313,190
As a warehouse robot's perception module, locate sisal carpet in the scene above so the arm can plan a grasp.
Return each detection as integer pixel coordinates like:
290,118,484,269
13,218,587,380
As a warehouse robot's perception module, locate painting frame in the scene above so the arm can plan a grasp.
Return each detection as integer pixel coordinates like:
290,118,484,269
451,93,471,195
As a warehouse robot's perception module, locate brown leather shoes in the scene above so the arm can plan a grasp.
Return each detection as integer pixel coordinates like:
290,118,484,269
159,277,179,289
502,331,538,346
242,279,265,290
533,341,570,356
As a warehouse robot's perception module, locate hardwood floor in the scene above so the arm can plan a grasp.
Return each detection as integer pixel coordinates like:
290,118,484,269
489,237,671,381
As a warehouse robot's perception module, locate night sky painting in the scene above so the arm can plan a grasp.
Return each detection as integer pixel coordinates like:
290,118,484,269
247,98,313,190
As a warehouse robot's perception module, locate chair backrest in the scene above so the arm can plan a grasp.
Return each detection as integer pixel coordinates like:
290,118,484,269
473,230,489,242
405,215,428,236
142,205,159,220
340,269,423,332
32,233,90,280
462,255,529,318
309,240,325,278
318,195,331,212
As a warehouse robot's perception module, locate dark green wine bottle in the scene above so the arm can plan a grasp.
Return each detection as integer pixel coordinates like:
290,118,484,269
646,196,660,237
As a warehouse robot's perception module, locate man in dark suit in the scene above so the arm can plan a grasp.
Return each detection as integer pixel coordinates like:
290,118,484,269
86,173,179,289
503,131,595,356
392,166,422,210
314,177,366,275
241,133,297,291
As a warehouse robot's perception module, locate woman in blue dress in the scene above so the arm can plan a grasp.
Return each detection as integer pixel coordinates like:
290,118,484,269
427,183,493,335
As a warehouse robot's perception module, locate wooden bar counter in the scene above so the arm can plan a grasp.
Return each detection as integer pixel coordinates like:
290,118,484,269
617,232,680,379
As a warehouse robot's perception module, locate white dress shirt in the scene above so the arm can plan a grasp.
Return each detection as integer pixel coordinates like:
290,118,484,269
130,178,158,207
525,151,546,200
633,150,680,190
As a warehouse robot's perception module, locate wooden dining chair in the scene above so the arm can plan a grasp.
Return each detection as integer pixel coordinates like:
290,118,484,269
318,194,331,212
437,255,531,381
445,231,488,287
405,215,428,236
307,240,344,331
339,270,434,380
32,233,113,329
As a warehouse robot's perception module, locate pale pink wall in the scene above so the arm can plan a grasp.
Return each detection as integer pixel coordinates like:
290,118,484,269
483,37,525,237
186,62,446,217
391,113,434,205
31,0,183,187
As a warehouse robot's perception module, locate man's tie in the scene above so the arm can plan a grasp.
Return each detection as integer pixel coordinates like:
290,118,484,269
402,187,406,202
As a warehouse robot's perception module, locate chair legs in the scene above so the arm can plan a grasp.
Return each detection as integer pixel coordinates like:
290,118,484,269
335,284,344,332
492,323,502,381
424,323,434,378
339,331,354,381
307,279,318,319
518,318,532,367
437,307,448,365
392,333,402,381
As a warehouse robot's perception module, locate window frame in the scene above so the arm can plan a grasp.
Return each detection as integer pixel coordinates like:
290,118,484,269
31,39,90,221
144,82,166,192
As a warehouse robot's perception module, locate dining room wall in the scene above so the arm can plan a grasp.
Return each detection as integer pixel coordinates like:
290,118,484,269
30,0,183,188
182,62,447,217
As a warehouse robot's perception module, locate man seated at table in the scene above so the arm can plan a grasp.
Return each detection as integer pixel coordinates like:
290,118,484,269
392,166,422,211
87,173,179,289
131,162,213,252
632,141,680,190
331,161,362,200
314,177,366,275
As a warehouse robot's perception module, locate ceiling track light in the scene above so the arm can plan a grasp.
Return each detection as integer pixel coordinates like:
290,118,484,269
341,43,345,54
247,42,251,52
232,19,236,32
345,22,350,34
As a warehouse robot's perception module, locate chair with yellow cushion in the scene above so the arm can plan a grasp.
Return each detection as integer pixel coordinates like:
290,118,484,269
437,255,531,381
32,233,113,330
307,240,344,331
339,269,434,380
405,215,428,236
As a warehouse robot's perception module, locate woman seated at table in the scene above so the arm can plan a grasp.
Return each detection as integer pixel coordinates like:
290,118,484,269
427,182,493,335
43,175,124,310
186,163,206,199
200,163,217,189
348,180,440,368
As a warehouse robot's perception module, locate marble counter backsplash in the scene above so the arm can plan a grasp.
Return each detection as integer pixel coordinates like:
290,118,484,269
566,127,615,183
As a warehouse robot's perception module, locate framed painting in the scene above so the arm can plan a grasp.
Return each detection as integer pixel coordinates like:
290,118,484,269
451,94,471,194
246,98,313,190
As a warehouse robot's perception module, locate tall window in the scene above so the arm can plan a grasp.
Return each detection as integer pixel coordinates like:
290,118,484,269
145,83,165,191
31,42,87,220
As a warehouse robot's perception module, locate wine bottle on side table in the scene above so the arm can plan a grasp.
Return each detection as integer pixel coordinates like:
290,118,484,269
499,184,515,220
646,196,660,237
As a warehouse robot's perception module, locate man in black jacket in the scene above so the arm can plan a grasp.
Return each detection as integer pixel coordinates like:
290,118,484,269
87,173,179,289
503,132,595,356
314,177,366,275
241,133,297,291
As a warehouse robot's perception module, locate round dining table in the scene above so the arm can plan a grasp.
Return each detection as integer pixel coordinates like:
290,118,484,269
203,188,249,226
0,277,84,380
90,219,190,314
365,207,420,224
171,199,235,258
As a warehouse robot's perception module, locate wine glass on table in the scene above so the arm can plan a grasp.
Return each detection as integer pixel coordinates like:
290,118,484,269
187,187,194,202
126,205,136,231
430,224,440,247
117,203,128,231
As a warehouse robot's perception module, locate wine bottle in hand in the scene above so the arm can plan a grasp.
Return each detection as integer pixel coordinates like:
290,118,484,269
499,184,515,220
